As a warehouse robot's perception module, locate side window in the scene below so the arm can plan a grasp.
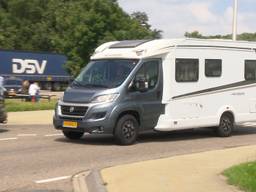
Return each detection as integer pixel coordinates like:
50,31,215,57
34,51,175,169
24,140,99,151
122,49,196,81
205,59,222,77
134,60,159,90
175,59,199,82
245,60,256,80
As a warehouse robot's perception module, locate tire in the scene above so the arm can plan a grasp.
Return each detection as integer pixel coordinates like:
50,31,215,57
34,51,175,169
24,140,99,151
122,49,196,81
43,82,52,91
53,82,61,91
114,115,139,145
216,114,234,137
63,130,84,140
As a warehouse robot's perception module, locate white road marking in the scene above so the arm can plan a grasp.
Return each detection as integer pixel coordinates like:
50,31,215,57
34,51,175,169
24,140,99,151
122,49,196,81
45,133,63,137
243,125,256,127
35,175,71,184
240,122,256,127
18,134,37,137
0,137,18,141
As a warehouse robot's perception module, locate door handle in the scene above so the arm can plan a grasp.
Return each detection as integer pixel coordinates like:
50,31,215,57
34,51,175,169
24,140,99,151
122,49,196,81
157,91,161,99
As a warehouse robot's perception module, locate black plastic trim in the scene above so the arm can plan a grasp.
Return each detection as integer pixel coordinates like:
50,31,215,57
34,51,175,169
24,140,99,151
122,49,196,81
173,80,256,99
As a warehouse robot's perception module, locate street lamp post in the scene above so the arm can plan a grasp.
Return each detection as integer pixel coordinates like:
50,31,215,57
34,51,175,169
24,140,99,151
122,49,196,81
232,0,238,41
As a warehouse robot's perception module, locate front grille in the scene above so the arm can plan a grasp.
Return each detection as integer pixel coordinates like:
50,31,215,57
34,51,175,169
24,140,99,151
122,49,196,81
61,105,88,117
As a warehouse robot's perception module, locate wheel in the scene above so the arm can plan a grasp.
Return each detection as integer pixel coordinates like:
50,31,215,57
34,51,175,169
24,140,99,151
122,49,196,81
43,82,52,90
63,130,84,140
53,82,61,91
216,114,234,137
114,115,139,145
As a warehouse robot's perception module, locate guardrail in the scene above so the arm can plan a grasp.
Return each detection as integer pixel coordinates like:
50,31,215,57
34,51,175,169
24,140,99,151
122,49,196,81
6,94,56,102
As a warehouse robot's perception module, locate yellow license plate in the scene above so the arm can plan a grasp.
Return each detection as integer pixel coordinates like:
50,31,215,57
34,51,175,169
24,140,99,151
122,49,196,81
63,121,78,128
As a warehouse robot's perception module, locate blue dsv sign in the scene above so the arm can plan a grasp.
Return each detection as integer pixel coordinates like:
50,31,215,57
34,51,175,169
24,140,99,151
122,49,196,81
12,59,47,74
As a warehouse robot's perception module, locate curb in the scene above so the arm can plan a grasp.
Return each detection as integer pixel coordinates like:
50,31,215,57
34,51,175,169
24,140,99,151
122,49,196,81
72,169,107,192
86,170,107,192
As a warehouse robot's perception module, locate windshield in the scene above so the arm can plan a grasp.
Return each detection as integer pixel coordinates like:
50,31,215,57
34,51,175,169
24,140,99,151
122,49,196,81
73,59,138,88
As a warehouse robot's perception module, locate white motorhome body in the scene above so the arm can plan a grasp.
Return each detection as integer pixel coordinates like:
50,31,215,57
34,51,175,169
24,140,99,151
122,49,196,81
93,38,256,131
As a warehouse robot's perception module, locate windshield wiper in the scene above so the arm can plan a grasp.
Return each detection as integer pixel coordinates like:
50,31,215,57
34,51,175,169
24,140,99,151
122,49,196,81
83,84,109,88
71,81,109,88
71,80,84,87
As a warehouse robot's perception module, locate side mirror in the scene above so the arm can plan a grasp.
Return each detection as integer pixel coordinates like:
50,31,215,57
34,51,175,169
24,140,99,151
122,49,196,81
69,76,75,83
134,77,149,92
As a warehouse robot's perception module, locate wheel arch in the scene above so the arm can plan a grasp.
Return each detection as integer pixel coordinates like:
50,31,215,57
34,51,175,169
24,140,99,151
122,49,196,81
112,110,141,134
218,106,235,124
117,110,141,125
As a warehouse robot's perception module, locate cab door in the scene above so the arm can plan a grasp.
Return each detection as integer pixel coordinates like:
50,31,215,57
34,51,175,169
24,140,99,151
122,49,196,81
128,59,164,130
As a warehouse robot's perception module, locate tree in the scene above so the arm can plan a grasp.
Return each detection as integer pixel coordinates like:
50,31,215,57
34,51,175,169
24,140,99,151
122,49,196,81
131,12,150,29
184,31,256,41
0,0,162,76
184,31,203,38
131,11,162,39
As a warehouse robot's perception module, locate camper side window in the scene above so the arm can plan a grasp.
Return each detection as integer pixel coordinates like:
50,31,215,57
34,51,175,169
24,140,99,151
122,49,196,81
205,59,222,77
245,60,256,80
175,59,199,82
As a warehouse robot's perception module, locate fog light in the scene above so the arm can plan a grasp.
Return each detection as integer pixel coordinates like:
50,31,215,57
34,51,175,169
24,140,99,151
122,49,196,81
92,126,104,134
92,112,106,119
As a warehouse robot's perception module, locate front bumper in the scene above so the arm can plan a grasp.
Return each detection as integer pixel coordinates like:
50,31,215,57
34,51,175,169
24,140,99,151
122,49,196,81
53,101,116,134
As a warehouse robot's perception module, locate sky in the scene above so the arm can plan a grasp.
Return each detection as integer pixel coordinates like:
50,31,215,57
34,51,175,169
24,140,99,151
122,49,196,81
118,0,256,38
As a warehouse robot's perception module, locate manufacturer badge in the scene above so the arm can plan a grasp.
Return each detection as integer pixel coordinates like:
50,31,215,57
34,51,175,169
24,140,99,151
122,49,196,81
69,107,75,113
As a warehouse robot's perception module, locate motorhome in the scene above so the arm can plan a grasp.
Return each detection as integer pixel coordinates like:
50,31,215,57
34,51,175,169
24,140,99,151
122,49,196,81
53,39,256,145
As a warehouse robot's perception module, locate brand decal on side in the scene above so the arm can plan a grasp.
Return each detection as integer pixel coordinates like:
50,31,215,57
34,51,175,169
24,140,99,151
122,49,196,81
12,58,47,74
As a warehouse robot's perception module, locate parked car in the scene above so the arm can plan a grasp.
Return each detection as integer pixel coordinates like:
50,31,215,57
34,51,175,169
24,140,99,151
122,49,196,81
3,78,23,97
0,86,7,124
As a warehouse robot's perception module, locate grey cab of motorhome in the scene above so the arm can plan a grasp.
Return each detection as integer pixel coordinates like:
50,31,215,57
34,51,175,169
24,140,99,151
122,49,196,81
53,39,256,145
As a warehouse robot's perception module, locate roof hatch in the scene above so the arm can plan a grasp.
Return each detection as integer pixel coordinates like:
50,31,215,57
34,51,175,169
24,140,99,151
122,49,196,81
110,40,152,49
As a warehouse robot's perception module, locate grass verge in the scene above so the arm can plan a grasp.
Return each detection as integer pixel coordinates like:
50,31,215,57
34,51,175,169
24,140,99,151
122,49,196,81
5,98,57,112
223,161,256,192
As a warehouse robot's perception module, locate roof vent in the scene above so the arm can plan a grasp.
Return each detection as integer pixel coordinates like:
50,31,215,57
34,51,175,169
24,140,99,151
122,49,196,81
110,40,152,49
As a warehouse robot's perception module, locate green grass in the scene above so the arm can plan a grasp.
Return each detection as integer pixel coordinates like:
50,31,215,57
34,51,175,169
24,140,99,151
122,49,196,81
5,98,58,112
223,161,256,192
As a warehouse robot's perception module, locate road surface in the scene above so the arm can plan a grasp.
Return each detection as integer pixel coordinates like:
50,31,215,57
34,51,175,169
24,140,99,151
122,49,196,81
1,123,256,191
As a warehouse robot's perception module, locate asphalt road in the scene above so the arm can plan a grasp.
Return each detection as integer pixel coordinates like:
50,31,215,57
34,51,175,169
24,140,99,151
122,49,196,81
1,123,256,192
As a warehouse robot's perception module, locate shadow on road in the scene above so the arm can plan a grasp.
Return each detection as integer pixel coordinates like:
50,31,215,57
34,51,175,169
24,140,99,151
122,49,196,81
55,134,115,146
0,128,9,133
55,126,256,146
233,126,256,135
139,126,256,143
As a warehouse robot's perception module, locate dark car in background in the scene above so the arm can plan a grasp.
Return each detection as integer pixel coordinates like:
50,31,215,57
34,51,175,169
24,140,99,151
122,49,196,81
0,86,7,124
3,78,23,97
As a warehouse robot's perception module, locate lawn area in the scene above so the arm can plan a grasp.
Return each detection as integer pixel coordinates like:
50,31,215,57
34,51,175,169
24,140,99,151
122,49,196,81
223,161,256,192
5,98,58,112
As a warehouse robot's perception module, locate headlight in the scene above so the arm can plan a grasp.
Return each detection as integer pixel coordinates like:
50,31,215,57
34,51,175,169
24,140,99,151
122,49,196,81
91,93,119,103
58,93,64,102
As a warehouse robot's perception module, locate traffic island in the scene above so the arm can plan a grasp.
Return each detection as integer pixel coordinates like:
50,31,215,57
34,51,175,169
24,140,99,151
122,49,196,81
224,161,256,192
100,145,256,192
